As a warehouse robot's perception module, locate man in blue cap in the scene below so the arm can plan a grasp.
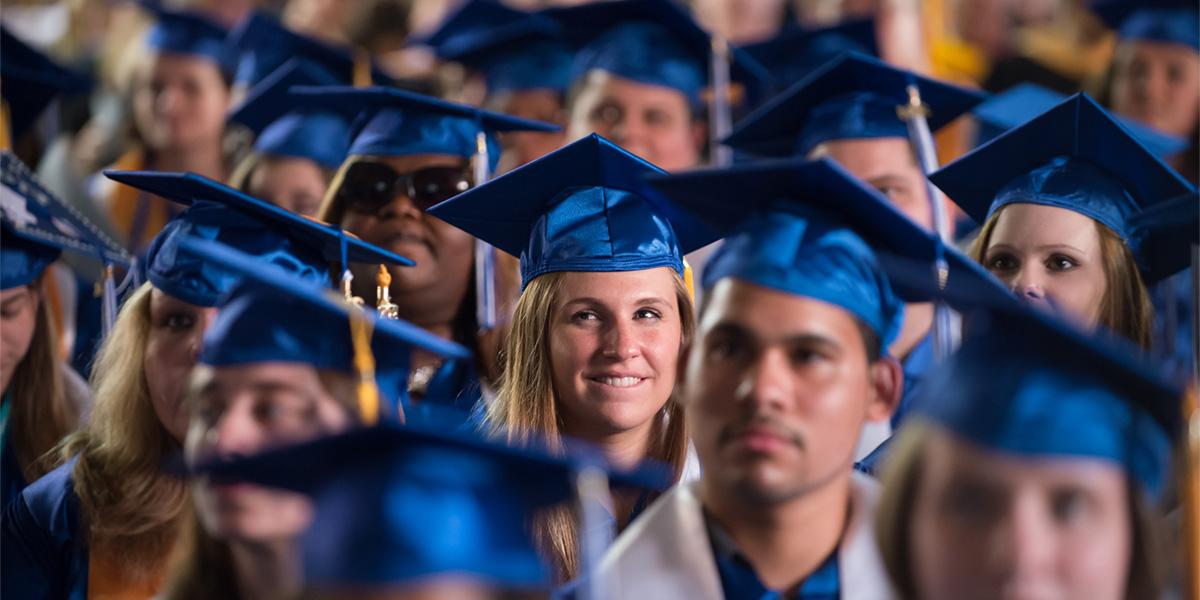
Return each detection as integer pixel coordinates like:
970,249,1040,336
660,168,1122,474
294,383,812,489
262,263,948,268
724,52,985,457
587,157,1010,598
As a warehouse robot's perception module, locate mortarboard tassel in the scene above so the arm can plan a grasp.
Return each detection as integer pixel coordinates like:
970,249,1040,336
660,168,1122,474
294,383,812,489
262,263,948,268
472,129,501,330
574,462,615,600
682,258,695,303
0,100,10,150
338,229,365,306
376,264,398,319
353,48,373,87
100,265,117,337
708,35,733,167
348,308,381,426
898,83,960,359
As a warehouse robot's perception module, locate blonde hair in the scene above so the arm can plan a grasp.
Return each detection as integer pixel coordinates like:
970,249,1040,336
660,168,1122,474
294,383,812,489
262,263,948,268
486,270,695,581
968,208,1154,348
59,282,190,583
10,280,78,482
875,422,1165,599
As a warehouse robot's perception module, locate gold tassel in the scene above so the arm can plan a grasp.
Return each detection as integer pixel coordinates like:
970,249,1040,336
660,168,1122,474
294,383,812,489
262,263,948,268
0,99,11,150
349,308,380,425
683,259,695,304
353,48,372,87
376,264,398,319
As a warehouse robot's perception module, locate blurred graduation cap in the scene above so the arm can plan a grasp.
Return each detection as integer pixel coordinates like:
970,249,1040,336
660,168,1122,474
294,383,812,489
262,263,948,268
181,237,468,419
288,85,559,173
644,156,1019,345
0,27,93,144
225,10,393,90
409,0,530,50
103,170,412,307
913,302,1181,498
543,0,772,105
973,82,1188,158
2,152,130,318
1090,0,1199,50
930,93,1195,255
432,13,574,95
428,134,719,289
724,51,985,158
227,59,352,169
742,19,878,94
140,1,229,68
1127,190,1200,284
192,421,672,590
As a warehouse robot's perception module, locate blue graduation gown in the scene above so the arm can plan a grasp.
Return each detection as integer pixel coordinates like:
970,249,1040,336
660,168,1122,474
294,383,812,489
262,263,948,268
2,458,88,600
854,333,935,476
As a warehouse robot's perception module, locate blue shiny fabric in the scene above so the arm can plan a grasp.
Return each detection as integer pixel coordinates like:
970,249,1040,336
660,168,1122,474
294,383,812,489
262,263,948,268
931,93,1195,247
1,231,59,291
704,210,903,345
915,309,1180,498
1127,191,1199,284
428,134,716,289
2,458,88,600
725,52,984,158
476,39,573,93
226,11,393,88
0,27,92,141
1092,1,1199,50
288,86,560,171
744,19,877,96
573,21,704,102
143,4,228,67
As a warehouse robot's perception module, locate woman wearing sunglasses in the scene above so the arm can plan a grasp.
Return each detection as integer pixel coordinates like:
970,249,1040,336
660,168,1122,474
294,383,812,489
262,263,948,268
305,87,557,416
429,134,714,582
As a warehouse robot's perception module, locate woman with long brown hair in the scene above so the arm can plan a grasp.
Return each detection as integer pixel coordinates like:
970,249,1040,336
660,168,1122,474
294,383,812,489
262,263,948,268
931,93,1194,348
429,134,716,582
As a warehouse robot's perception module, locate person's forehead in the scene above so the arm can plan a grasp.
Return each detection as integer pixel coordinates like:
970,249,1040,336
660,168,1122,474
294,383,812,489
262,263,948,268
582,71,691,108
699,278,862,341
211,361,322,389
810,137,919,175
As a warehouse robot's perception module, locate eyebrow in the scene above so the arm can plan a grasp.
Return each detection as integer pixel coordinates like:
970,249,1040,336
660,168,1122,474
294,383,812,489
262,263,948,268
705,321,842,349
0,294,28,310
987,242,1087,254
561,296,672,309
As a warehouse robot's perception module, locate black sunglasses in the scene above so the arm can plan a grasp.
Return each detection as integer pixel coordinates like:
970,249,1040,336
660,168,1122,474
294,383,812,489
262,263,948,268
336,161,473,214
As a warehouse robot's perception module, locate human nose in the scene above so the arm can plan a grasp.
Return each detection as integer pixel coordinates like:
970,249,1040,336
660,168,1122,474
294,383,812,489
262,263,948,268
734,349,791,413
601,319,642,362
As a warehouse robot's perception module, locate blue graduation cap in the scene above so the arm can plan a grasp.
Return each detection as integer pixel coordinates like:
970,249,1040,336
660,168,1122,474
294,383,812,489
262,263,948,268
225,10,393,89
141,2,228,67
433,14,573,94
1127,191,1199,284
973,82,1188,158
724,52,985,157
913,304,1181,498
742,19,878,93
0,27,92,142
1090,0,1199,50
644,156,1020,344
409,0,530,50
427,134,718,288
227,59,352,169
543,0,772,105
2,151,130,290
930,93,1195,247
288,86,560,173
192,421,672,590
180,237,468,417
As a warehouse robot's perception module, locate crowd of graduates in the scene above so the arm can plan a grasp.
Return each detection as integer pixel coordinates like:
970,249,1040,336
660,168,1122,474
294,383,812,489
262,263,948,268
0,0,1198,598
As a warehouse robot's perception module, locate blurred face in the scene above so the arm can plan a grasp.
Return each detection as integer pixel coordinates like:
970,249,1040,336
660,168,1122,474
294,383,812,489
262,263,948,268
247,156,329,217
187,363,353,544
568,71,703,171
145,288,218,443
490,89,568,170
335,155,476,324
982,204,1108,329
910,431,1132,600
810,137,937,232
1111,41,1200,138
0,286,39,393
550,269,683,440
685,279,899,505
133,52,229,152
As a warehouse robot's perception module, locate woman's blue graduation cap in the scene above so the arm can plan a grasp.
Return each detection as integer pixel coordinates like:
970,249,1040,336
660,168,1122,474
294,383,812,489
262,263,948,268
141,1,228,67
288,85,560,172
742,19,878,93
724,51,985,157
1090,0,1199,50
543,0,771,106
913,303,1181,498
644,157,1019,344
973,82,1188,158
2,151,130,290
0,27,92,142
227,59,352,169
427,134,718,289
180,237,468,418
930,93,1195,249
224,10,393,89
433,14,574,94
1127,191,1199,284
192,421,672,590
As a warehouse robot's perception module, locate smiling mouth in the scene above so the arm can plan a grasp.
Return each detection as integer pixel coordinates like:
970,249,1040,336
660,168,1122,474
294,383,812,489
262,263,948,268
587,376,646,388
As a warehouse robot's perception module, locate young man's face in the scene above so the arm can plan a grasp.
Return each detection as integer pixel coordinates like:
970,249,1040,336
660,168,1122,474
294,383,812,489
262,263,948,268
681,279,899,505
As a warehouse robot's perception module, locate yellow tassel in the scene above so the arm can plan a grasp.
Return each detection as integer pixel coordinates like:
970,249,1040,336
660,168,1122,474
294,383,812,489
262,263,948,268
353,48,372,87
0,99,11,150
349,308,380,425
683,259,695,303
376,264,398,319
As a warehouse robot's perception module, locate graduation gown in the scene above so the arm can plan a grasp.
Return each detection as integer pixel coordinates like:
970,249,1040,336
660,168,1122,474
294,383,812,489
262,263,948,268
2,459,88,600
591,472,895,600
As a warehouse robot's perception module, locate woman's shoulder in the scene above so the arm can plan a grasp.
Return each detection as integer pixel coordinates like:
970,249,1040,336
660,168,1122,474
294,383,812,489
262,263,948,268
9,457,82,537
